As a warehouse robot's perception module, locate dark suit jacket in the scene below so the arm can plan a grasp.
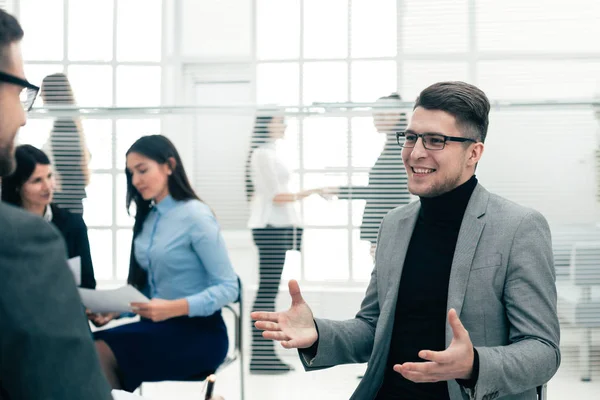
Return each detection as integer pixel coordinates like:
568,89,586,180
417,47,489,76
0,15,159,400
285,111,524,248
0,202,111,400
50,203,96,289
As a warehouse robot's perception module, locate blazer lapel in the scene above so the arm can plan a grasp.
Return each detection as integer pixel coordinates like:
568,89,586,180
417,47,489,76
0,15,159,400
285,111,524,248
446,184,489,346
385,207,420,300
364,205,419,394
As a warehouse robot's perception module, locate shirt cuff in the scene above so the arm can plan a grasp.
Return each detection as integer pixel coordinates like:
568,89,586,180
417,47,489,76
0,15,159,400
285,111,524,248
186,295,207,317
457,347,479,389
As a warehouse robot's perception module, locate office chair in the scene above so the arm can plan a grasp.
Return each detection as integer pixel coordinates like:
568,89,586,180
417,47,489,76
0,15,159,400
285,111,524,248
537,383,547,400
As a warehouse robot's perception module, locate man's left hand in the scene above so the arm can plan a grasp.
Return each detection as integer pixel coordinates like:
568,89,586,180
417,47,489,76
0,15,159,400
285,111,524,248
131,298,189,322
394,308,474,382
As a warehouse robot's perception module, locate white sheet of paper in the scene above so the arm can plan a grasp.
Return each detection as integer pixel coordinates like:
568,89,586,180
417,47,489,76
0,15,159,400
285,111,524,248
112,389,151,399
78,285,149,313
67,256,81,286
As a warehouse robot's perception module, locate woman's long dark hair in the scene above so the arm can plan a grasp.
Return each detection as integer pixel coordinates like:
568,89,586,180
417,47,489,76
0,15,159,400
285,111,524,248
125,134,202,290
1,145,51,206
245,115,275,201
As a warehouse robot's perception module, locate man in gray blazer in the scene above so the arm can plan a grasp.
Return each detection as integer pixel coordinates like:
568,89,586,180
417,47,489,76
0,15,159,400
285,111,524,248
0,9,112,399
252,81,560,400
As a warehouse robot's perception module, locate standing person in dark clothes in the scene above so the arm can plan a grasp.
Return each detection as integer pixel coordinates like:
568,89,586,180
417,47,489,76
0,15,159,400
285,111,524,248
334,93,411,258
252,81,560,400
40,72,90,214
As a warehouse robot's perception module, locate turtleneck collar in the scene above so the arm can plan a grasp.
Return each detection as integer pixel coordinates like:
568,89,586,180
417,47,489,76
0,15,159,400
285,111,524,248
419,175,478,225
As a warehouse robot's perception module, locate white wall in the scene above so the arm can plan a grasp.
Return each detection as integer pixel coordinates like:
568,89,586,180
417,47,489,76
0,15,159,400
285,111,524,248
181,0,252,60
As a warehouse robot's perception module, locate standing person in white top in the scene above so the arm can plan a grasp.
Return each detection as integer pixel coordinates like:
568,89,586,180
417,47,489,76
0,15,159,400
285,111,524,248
245,114,327,374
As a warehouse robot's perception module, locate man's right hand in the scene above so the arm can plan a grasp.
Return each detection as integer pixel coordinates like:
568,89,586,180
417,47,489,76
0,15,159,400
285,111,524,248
250,279,318,349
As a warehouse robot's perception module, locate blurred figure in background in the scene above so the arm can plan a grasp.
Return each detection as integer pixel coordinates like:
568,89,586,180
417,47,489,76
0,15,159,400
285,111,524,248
91,135,239,392
245,113,327,374
40,72,90,214
1,144,96,289
334,93,411,258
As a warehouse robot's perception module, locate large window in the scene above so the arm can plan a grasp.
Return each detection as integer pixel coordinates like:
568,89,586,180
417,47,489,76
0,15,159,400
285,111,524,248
255,0,600,283
17,0,163,282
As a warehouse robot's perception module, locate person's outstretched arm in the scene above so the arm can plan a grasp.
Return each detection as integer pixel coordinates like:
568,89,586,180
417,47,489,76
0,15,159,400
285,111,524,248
251,275,380,370
0,206,112,399
253,147,323,203
251,279,320,350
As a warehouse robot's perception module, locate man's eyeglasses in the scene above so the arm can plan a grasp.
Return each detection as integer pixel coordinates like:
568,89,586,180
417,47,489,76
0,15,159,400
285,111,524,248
0,71,40,111
396,131,477,151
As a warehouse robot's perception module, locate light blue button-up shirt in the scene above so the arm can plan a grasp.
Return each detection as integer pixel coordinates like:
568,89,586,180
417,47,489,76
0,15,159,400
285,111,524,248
134,195,238,317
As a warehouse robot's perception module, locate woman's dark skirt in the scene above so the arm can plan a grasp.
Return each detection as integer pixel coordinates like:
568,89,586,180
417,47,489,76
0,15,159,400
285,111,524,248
93,312,228,392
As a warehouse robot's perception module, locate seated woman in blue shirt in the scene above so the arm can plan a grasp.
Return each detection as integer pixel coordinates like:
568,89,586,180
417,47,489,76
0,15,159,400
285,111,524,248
1,144,96,289
90,134,239,392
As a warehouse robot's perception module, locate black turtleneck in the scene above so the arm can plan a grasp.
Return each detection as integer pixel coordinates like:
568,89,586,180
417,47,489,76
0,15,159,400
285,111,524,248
376,175,478,400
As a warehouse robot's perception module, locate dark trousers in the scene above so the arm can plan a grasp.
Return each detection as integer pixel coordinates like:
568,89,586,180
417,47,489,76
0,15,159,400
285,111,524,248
251,226,303,364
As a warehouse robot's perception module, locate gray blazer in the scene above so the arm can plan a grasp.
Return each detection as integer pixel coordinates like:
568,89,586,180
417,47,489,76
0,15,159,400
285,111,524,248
0,202,112,400
302,184,560,400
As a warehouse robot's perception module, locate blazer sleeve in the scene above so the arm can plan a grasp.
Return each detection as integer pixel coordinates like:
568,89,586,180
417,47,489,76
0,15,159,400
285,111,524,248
71,214,97,289
469,211,560,400
299,266,380,371
0,212,112,399
298,216,385,371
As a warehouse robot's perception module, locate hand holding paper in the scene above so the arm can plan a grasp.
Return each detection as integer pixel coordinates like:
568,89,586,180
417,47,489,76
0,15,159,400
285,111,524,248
87,310,120,327
131,298,190,322
79,285,149,314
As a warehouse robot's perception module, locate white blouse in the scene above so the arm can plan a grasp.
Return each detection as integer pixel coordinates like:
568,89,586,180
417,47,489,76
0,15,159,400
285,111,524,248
247,143,300,228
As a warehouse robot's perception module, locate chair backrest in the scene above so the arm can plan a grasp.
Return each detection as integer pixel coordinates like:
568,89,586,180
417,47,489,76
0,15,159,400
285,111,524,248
218,276,243,371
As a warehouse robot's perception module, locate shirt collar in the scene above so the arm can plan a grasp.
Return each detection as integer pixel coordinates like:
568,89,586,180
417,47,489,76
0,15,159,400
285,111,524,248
43,205,53,222
153,194,177,215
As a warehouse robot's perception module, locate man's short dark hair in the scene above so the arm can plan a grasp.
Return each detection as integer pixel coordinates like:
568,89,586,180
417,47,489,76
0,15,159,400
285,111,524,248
414,81,490,143
0,9,24,70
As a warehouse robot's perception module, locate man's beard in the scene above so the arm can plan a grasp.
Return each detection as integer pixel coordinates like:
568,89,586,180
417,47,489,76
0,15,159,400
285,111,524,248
0,145,16,177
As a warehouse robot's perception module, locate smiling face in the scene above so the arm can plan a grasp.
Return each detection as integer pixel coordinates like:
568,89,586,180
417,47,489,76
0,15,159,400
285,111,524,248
402,107,484,198
126,151,172,203
20,163,54,210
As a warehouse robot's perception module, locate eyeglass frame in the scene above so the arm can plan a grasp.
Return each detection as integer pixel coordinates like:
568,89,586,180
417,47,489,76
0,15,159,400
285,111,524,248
0,71,40,111
396,130,478,151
